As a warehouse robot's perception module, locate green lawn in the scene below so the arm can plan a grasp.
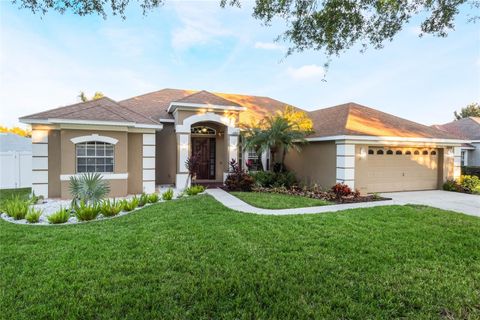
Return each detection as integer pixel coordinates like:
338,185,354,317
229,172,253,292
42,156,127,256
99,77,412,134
0,187,31,209
231,191,332,209
1,195,479,319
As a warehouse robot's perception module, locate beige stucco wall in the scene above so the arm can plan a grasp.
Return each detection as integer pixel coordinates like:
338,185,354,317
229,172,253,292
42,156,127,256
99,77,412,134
284,141,336,189
59,129,129,198
156,124,177,184
48,129,62,198
127,133,143,194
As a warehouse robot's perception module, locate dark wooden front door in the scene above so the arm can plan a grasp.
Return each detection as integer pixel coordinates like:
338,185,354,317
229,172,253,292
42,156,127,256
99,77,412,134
191,137,216,180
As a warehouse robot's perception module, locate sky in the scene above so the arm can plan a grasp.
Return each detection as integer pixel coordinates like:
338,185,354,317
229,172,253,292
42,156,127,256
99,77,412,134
0,1,479,128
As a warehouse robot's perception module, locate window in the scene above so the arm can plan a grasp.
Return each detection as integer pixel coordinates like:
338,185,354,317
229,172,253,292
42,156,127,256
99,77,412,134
368,149,374,155
422,150,429,155
377,150,384,155
461,150,466,166
246,148,262,171
414,150,420,155
431,150,437,155
395,150,402,155
405,150,411,155
191,126,216,135
386,150,393,155
76,141,114,173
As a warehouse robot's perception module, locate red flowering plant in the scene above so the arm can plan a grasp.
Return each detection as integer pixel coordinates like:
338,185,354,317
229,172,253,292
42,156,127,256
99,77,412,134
331,183,353,200
225,159,254,191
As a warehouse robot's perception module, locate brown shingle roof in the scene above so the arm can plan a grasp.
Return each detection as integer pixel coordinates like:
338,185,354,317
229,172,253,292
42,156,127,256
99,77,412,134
434,117,480,140
20,97,160,125
307,102,459,139
173,90,242,107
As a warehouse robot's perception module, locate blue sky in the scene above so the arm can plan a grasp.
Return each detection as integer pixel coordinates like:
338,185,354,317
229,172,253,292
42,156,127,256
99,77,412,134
0,1,479,128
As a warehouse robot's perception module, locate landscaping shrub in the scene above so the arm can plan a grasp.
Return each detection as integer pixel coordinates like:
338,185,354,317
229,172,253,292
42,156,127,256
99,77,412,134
147,193,159,203
225,159,255,191
252,170,297,188
331,183,354,200
69,173,110,207
100,199,123,217
74,201,101,221
462,166,480,178
443,179,460,192
122,197,139,212
138,193,149,207
48,208,70,224
186,185,205,196
3,196,29,220
25,207,42,223
162,188,174,200
458,175,480,194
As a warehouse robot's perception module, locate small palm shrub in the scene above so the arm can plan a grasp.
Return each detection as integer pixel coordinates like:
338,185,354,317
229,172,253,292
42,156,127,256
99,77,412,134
69,173,110,206
100,199,123,217
74,201,101,221
48,207,70,224
252,171,297,188
3,196,29,220
186,185,206,196
147,193,159,203
162,188,174,200
25,207,43,223
122,197,139,212
138,193,149,207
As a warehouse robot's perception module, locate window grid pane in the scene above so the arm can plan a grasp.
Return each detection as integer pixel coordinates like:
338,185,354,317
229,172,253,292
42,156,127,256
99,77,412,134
76,141,114,173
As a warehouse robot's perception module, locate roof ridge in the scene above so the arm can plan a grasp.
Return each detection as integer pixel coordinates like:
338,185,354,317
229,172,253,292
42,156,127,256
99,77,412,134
118,88,196,102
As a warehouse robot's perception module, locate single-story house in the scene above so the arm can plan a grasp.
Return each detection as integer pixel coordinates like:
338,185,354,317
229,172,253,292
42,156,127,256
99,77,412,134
433,117,480,166
20,88,465,198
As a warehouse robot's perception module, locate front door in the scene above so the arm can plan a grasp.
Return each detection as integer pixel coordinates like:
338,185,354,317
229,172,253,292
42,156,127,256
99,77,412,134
191,137,216,180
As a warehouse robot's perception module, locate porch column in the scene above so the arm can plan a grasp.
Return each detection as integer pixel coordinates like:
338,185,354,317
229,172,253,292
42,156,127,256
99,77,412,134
453,146,462,179
176,132,191,188
32,129,49,197
142,133,156,193
336,143,355,189
224,128,239,182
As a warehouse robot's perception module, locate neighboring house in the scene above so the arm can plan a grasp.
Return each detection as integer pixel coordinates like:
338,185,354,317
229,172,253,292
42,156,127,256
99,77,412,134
433,117,480,166
0,133,32,189
20,89,465,198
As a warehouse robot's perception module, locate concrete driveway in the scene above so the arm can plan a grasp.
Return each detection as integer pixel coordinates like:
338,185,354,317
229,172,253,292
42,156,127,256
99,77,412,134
382,190,480,217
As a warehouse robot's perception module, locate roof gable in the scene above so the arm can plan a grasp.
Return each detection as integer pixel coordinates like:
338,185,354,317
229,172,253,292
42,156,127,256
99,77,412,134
173,90,242,107
308,102,458,139
20,97,160,126
435,117,480,140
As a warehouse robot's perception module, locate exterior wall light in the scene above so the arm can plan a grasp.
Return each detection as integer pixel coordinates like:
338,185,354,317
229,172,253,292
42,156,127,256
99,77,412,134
359,147,367,159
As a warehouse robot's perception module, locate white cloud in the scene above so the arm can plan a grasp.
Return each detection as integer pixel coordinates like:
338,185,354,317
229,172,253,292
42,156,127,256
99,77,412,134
254,41,283,50
171,3,231,51
287,64,325,80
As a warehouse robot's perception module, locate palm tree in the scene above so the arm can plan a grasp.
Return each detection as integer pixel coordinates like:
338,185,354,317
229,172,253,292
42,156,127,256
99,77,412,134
261,115,308,171
241,126,266,171
78,91,105,102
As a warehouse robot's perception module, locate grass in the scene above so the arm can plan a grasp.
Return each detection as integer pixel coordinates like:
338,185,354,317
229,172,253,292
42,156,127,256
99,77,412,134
231,191,332,209
0,187,31,209
1,195,479,319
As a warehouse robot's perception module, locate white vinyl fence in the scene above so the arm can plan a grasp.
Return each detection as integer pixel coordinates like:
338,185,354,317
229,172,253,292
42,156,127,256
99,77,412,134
0,151,32,189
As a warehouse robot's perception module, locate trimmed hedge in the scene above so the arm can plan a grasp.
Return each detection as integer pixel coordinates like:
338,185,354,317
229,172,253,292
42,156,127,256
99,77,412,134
462,166,480,178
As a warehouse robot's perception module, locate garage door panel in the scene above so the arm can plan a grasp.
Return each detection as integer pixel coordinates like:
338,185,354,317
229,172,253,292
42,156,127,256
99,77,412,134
358,147,438,193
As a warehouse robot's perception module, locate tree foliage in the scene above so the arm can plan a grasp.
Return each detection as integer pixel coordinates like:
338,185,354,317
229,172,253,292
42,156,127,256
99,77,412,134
12,0,479,57
242,106,313,170
78,91,105,102
454,102,480,120
0,126,31,137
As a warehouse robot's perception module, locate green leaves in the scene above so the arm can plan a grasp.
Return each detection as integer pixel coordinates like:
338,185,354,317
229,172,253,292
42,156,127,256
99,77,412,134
69,173,110,207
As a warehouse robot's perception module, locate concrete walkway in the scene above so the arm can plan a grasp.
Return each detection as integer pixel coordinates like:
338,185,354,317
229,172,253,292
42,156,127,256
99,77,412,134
205,189,479,217
205,188,394,215
381,190,480,217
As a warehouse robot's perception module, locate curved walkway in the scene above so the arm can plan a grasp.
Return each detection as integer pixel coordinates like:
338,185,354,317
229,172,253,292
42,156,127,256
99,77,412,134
205,189,394,215
206,189,479,216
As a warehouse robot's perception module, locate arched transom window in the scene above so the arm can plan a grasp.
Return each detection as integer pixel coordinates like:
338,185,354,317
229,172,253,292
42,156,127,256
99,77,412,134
76,141,114,173
191,126,216,135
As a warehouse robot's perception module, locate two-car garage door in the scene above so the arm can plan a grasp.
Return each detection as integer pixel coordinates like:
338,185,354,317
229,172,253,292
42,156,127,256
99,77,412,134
358,147,439,193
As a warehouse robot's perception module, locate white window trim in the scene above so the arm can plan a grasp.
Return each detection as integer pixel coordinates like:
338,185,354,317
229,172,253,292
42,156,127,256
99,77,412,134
60,173,128,181
71,134,118,145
